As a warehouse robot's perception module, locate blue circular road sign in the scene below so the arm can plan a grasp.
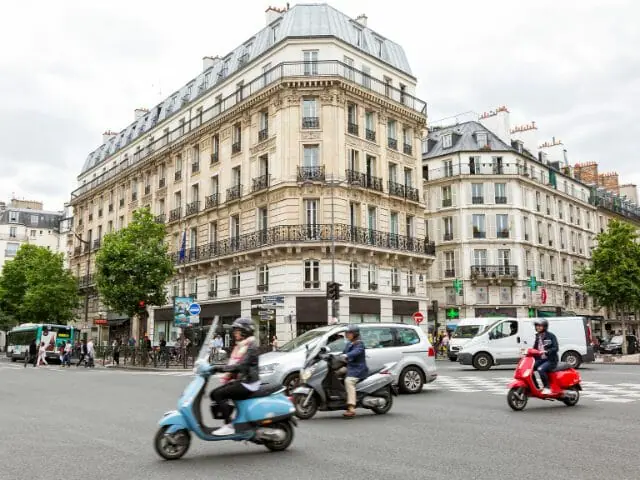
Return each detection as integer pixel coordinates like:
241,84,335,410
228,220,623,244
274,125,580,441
188,303,201,316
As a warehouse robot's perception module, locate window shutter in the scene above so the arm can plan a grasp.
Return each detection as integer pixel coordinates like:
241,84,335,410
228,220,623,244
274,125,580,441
436,188,441,211
487,214,496,238
468,214,473,240
486,182,493,204
453,214,460,241
451,184,457,207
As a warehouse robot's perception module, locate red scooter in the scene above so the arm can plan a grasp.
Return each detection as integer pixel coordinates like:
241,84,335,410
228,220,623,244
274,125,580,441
507,347,581,411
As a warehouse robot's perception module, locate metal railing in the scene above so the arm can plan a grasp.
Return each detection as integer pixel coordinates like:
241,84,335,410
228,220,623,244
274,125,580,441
72,61,426,201
470,265,519,278
205,193,219,209
226,185,242,202
297,166,325,182
346,169,383,192
252,174,270,192
388,180,419,202
169,207,181,222
172,223,435,265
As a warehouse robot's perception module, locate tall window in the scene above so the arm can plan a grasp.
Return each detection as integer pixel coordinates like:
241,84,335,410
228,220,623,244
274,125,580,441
230,215,240,249
303,50,318,75
304,260,320,288
367,265,378,287
232,123,242,152
209,274,218,297
496,214,509,238
302,98,318,128
258,265,269,290
303,145,319,166
473,214,486,238
365,111,375,138
442,185,452,206
473,249,487,266
444,251,455,277
350,262,360,289
230,269,240,293
495,183,506,203
406,215,414,237
443,217,453,241
391,267,400,290
472,183,484,204
258,207,268,232
209,221,218,244
304,199,318,225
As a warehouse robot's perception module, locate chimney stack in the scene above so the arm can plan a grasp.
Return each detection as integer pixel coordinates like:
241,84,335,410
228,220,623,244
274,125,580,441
598,172,620,195
265,5,285,25
356,14,368,26
134,108,149,121
203,55,220,71
620,184,639,204
102,130,117,144
478,106,511,146
573,161,598,185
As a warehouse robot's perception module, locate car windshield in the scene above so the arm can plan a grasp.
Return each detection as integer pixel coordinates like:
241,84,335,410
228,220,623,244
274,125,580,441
452,325,482,339
278,328,331,352
609,336,623,344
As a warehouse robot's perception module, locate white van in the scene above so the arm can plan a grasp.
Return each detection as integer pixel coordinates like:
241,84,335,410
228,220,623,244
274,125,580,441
448,318,494,361
457,317,595,370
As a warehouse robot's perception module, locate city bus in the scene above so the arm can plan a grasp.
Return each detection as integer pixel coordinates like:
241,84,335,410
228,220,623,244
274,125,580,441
6,324,77,363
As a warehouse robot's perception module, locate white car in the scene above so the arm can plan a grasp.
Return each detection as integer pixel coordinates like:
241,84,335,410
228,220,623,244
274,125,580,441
259,323,437,394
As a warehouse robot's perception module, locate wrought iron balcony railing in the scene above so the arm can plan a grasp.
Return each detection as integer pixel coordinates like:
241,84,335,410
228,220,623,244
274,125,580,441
185,201,200,216
346,169,383,192
169,207,182,222
252,174,270,193
226,185,242,202
297,166,325,182
205,193,219,209
470,265,519,279
388,181,419,202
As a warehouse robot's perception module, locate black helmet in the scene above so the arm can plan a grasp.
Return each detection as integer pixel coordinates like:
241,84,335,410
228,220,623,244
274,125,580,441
231,317,254,337
534,319,548,329
346,324,360,336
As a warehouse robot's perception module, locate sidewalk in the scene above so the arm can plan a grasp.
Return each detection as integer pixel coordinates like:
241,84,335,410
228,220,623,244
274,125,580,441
595,353,640,365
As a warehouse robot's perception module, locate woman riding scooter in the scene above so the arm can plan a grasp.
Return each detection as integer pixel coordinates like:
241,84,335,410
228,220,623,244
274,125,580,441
209,318,260,436
338,325,369,418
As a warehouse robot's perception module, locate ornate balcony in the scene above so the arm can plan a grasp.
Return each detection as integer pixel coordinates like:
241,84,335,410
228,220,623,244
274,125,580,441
388,181,419,202
297,166,325,182
258,128,268,142
159,178,166,188
226,185,242,202
185,201,200,216
77,274,95,289
470,265,519,281
232,142,241,154
348,123,359,136
366,129,376,142
205,193,219,209
403,143,412,155
252,174,270,193
210,152,219,164
302,117,320,129
346,169,383,192
171,224,435,264
387,138,398,150
174,171,182,181
154,214,166,224
169,207,182,222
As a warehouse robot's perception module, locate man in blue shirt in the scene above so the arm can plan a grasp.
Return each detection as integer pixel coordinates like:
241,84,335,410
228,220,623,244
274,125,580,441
342,325,369,418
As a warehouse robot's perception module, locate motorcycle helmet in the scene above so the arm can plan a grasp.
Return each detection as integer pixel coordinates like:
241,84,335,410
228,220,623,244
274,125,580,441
231,317,254,337
346,324,360,337
534,319,548,329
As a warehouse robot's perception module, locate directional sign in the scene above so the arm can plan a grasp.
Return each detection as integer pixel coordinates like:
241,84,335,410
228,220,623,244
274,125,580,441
262,295,285,305
188,303,201,316
412,311,424,325
540,288,547,304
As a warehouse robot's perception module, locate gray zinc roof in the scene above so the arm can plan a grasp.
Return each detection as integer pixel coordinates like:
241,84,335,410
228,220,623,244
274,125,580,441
81,3,414,175
423,121,518,159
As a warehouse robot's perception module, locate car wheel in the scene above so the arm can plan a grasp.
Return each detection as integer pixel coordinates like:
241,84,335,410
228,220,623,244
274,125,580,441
472,352,492,371
399,366,424,394
283,373,300,395
562,351,582,368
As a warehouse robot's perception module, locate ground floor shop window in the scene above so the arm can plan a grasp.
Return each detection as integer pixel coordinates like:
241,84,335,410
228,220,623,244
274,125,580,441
349,314,380,323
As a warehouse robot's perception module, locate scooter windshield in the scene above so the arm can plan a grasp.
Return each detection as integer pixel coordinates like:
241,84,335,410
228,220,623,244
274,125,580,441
196,315,220,364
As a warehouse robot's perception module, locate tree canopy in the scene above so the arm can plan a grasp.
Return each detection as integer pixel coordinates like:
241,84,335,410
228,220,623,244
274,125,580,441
0,244,79,326
95,207,174,321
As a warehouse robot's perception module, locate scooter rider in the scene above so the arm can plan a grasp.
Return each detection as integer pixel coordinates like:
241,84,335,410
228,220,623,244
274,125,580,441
209,318,260,436
533,319,559,395
338,325,369,418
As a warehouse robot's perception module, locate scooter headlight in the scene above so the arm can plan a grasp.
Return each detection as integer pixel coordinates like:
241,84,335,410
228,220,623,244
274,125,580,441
300,365,316,382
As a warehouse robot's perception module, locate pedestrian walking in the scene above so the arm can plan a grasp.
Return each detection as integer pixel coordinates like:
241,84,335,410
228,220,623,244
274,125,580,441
36,342,48,367
76,339,87,367
64,341,72,367
112,339,120,366
271,335,278,352
86,338,95,368
25,339,37,367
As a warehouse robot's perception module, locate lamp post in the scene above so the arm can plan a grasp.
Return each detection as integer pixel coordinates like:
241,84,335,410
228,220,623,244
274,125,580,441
325,175,348,321
73,233,92,333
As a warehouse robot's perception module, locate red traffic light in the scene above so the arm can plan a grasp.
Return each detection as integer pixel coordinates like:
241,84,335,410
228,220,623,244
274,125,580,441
138,301,146,308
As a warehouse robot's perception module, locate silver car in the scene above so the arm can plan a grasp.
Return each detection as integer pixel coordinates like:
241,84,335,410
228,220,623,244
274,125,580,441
259,323,437,394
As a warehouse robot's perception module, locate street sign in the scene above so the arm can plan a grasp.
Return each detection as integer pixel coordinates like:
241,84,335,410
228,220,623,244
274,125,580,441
453,279,463,295
262,295,285,305
253,303,280,309
541,288,547,304
412,312,424,325
528,276,538,292
188,303,201,316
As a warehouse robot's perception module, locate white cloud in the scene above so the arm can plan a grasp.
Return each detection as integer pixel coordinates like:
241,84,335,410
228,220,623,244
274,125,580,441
1,0,638,208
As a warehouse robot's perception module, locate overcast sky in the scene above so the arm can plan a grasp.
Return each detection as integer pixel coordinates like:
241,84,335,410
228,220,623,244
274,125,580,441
1,0,638,209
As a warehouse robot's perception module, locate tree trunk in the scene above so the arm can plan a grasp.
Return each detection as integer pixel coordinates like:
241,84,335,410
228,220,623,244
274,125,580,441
621,308,628,355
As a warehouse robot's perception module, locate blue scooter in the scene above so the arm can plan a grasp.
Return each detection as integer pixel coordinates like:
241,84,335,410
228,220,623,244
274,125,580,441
154,318,297,460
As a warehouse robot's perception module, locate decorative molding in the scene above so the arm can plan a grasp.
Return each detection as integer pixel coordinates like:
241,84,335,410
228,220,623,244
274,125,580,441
301,131,322,141
221,127,232,141
250,136,276,156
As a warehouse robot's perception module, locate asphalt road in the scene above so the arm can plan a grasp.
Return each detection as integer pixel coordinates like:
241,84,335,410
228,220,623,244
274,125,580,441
1,361,639,480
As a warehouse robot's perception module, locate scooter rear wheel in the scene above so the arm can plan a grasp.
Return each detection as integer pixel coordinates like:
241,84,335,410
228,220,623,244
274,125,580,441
562,386,580,407
293,393,318,420
263,421,294,452
507,387,528,411
371,387,394,415
154,426,191,460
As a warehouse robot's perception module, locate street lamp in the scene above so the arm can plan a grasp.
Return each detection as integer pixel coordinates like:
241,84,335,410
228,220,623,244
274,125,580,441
73,232,92,331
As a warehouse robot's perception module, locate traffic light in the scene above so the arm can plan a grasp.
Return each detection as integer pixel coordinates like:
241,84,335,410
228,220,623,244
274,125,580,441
326,282,342,300
138,300,146,311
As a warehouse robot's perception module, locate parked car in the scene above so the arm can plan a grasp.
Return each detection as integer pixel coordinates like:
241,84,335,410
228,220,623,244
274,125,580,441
599,335,638,355
258,323,437,394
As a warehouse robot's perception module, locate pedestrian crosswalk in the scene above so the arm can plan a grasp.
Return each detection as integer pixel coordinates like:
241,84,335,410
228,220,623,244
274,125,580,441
424,375,640,404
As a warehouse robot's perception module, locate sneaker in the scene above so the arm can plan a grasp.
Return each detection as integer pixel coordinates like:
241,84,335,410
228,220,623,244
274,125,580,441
213,424,235,436
541,388,552,395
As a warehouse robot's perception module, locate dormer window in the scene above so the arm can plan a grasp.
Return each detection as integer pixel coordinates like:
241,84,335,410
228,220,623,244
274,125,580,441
476,132,487,147
354,26,363,47
374,37,383,57
442,134,453,149
514,140,523,153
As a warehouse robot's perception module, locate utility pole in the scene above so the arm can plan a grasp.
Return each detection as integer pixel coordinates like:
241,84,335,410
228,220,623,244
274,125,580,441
74,233,92,339
330,178,337,320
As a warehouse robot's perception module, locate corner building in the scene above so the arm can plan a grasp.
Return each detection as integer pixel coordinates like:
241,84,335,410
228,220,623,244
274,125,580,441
69,4,435,345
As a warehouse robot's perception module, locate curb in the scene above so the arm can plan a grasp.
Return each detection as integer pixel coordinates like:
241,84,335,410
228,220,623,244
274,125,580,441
104,365,193,372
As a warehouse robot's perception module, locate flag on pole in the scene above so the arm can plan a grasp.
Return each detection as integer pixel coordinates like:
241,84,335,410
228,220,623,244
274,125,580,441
179,230,187,262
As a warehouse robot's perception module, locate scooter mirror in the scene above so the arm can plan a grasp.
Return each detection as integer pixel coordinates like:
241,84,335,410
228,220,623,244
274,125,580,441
320,346,330,354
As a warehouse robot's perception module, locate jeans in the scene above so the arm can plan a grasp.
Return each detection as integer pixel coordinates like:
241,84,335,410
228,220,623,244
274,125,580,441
210,381,251,424
534,358,556,389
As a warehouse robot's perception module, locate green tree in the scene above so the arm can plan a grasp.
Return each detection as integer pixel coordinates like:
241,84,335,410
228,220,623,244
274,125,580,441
577,219,640,354
0,244,79,325
95,207,174,339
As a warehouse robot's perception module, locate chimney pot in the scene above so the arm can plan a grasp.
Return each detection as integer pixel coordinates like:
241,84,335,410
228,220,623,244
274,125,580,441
356,14,368,26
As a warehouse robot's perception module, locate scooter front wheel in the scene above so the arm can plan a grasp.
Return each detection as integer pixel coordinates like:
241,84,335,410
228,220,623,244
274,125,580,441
507,387,528,411
154,426,191,460
293,393,318,420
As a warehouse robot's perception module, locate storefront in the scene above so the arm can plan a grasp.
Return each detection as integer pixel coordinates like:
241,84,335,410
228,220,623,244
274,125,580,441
296,296,328,335
392,300,419,324
474,307,518,318
107,312,130,344
349,297,381,323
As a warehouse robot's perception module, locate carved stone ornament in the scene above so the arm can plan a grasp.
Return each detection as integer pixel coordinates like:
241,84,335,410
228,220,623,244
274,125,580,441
241,112,251,127
221,127,231,140
200,137,211,148
271,96,283,110
250,136,276,156
286,94,300,105
387,150,400,161
301,131,322,141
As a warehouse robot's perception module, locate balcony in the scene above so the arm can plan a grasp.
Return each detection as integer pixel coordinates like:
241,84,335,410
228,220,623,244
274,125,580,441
252,174,270,193
230,287,240,296
302,117,320,129
208,291,217,299
257,284,269,293
210,152,219,164
369,283,379,292
226,185,242,202
350,282,360,290
348,123,359,136
191,162,200,174
408,286,416,295
444,269,456,278
403,143,412,155
495,196,507,204
258,128,269,142
77,274,95,289
185,201,200,216
470,265,519,280
154,214,166,224
363,130,375,144
392,285,400,293
171,223,436,265
346,170,383,192
443,232,453,241
175,171,182,182
232,142,242,154
71,61,427,202
497,230,510,239
473,230,486,239
472,196,484,205
304,280,320,289
169,207,182,222
388,181,419,202
92,239,101,250
159,178,166,188
387,137,398,150
298,166,326,182
442,198,452,207
205,193,219,209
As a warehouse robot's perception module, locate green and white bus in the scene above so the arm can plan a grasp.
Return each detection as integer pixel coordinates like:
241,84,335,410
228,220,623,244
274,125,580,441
6,324,77,362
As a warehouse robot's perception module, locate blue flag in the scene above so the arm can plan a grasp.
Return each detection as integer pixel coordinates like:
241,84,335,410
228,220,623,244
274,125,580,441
179,230,187,262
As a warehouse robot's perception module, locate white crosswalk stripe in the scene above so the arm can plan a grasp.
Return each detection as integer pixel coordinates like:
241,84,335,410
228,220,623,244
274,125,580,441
424,375,640,404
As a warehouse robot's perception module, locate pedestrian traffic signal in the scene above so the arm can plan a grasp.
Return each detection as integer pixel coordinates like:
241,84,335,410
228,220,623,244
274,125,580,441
326,281,342,300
